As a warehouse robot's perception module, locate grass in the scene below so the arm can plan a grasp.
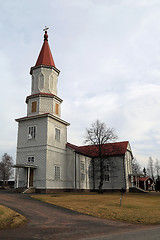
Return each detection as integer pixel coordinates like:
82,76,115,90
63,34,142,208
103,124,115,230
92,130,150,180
32,192,160,224
0,205,26,230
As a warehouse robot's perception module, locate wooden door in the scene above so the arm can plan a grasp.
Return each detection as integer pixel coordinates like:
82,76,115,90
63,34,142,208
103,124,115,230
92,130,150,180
29,169,34,187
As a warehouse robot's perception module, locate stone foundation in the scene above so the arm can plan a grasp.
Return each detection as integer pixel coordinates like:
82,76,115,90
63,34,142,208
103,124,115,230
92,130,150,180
35,188,123,194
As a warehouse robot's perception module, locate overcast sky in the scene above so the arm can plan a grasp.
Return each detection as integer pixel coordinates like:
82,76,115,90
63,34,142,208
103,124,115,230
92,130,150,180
1,0,160,168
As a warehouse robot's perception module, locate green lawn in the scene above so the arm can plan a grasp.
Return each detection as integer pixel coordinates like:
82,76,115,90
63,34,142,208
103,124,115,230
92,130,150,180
32,192,160,224
0,205,26,230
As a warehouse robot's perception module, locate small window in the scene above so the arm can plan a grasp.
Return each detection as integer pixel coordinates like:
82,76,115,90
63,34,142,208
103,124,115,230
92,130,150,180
104,174,110,182
55,166,60,180
104,164,109,172
55,128,60,141
80,162,85,181
88,163,92,179
81,162,85,171
55,103,59,115
28,126,36,139
81,173,85,181
31,101,37,113
28,156,35,163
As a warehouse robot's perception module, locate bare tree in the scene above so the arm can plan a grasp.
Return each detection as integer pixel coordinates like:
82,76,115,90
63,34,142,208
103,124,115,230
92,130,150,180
0,153,13,185
132,158,141,174
143,167,147,177
85,120,118,193
147,157,154,180
155,159,160,179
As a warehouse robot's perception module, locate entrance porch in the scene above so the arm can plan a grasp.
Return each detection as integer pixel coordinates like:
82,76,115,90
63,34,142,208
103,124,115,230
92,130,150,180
13,164,37,189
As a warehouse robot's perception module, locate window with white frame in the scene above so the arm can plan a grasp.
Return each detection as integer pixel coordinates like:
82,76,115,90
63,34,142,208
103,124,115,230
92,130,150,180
88,163,92,179
28,125,36,139
80,162,85,181
27,156,35,163
55,128,60,141
104,174,110,182
81,173,85,181
81,162,85,171
55,165,61,180
104,163,109,172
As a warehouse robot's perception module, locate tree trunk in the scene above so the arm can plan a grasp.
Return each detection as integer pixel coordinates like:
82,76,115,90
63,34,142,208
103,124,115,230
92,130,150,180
98,157,104,194
92,159,95,191
98,179,104,193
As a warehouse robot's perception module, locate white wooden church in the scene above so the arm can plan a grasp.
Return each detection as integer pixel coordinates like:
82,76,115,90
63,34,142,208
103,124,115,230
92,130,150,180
14,28,133,193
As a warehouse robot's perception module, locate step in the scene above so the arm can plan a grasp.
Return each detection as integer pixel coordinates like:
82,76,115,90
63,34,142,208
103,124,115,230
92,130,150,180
129,187,148,193
23,187,36,194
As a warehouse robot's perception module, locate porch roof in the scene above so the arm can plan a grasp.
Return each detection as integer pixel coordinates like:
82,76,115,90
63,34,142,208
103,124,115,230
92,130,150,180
13,164,37,169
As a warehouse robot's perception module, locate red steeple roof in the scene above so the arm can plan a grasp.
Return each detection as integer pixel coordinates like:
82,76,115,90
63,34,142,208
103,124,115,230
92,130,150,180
35,29,55,67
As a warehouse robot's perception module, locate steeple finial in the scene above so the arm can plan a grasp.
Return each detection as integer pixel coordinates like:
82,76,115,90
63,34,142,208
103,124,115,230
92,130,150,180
33,27,56,68
43,26,49,41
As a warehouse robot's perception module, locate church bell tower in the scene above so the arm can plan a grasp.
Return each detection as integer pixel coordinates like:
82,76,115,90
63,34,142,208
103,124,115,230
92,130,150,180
15,27,70,191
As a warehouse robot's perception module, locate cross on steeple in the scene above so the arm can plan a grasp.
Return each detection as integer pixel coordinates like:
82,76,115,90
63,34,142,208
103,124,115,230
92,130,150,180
43,26,49,41
43,26,49,32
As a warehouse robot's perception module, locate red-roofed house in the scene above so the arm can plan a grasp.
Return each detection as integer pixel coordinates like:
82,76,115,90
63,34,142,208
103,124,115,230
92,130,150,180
14,29,133,193
134,177,154,191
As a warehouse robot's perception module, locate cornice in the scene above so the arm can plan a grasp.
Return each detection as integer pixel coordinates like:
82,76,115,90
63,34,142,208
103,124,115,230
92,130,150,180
15,113,70,126
30,65,60,75
26,92,63,103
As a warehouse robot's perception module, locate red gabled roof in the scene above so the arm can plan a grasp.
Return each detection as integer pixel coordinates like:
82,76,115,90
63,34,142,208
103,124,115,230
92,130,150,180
35,30,55,67
67,141,129,158
137,177,153,182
